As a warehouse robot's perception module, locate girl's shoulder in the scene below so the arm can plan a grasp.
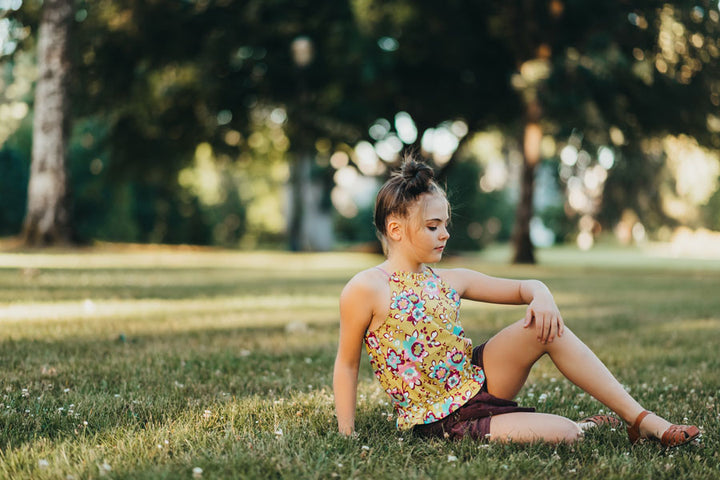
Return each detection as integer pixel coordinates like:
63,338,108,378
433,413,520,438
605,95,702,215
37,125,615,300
340,267,390,316
343,267,390,294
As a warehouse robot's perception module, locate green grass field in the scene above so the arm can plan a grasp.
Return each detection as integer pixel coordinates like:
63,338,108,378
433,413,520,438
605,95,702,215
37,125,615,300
0,245,718,479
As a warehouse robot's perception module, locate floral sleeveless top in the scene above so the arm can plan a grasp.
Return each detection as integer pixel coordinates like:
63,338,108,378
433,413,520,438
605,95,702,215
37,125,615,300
364,267,486,430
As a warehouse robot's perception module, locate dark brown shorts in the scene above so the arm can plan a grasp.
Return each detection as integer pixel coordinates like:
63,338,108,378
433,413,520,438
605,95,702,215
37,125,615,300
412,342,535,441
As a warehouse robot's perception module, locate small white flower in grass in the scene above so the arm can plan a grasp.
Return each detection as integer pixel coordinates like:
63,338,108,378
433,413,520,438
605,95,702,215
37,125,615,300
99,462,111,476
274,427,283,437
192,467,203,478
38,459,49,469
361,445,370,451
538,393,548,403
202,410,212,419
239,349,251,357
63,388,70,393
447,455,457,462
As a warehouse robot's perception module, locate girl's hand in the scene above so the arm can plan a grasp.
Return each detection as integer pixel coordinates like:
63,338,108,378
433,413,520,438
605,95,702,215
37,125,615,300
523,295,564,344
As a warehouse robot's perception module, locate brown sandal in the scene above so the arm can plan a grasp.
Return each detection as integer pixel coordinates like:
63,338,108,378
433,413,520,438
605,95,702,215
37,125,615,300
627,410,700,448
578,414,622,430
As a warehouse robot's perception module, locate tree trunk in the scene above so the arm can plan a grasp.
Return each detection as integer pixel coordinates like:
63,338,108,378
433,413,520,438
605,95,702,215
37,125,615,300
512,99,542,264
288,153,309,251
22,0,74,246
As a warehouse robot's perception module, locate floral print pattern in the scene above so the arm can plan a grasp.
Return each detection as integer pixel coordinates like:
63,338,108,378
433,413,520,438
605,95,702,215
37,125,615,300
364,268,486,430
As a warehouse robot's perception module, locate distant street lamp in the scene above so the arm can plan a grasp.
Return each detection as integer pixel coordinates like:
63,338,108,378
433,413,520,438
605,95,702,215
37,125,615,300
288,36,314,251
291,36,314,68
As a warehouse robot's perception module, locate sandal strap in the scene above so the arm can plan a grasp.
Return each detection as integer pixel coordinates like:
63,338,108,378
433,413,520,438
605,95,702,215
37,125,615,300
661,425,700,448
627,410,653,444
580,414,622,428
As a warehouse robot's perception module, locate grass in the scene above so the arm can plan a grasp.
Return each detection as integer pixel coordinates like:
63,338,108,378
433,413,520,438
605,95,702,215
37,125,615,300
0,244,718,479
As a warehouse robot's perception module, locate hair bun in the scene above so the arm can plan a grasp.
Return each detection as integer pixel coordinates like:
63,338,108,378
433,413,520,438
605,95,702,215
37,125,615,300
401,159,435,196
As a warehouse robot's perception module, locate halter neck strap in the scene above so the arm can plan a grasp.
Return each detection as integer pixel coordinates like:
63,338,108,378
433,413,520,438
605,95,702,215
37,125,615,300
375,266,391,278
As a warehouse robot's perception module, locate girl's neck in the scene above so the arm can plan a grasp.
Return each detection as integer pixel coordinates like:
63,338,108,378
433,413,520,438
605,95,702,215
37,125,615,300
381,257,425,274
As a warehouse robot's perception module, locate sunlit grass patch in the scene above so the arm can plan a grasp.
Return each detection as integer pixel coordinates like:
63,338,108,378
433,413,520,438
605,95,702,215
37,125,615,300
0,246,718,479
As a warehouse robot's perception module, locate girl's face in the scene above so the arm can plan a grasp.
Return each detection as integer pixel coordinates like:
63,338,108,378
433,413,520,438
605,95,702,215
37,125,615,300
402,193,450,263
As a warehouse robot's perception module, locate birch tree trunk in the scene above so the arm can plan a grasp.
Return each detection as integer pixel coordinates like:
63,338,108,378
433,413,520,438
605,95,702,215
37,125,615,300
22,0,74,246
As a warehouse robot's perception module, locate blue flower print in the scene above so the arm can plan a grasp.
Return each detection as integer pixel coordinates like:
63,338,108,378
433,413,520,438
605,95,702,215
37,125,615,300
387,387,411,408
446,346,465,372
445,371,461,391
429,360,450,382
445,288,461,307
422,279,440,299
472,367,486,385
424,411,440,423
386,348,403,371
402,331,428,362
409,305,426,324
366,331,380,350
451,325,464,337
440,395,462,415
391,291,413,314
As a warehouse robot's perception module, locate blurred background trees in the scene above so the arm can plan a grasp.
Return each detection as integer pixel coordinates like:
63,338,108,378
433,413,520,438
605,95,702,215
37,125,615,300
1,0,718,261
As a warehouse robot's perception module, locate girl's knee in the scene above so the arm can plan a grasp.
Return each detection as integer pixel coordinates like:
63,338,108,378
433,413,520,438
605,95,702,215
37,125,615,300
557,419,583,443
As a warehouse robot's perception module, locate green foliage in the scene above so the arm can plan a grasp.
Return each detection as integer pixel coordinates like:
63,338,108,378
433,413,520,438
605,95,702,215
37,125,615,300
334,205,377,245
0,248,718,479
702,180,720,231
3,0,720,248
0,147,29,236
445,159,515,252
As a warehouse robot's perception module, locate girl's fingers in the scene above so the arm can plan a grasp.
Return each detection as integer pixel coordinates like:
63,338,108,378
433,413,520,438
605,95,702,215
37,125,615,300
523,307,533,328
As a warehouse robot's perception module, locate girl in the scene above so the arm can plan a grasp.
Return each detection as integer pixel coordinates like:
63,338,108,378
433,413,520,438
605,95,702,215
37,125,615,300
333,158,700,446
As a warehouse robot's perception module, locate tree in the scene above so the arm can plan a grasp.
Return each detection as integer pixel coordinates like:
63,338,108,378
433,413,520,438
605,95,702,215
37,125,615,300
22,0,74,245
346,0,720,262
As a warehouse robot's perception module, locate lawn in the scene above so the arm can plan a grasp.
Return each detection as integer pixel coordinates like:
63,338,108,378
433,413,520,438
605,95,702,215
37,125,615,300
0,245,718,479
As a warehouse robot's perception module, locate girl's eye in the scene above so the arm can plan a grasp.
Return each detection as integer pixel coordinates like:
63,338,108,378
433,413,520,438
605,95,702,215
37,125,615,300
428,226,437,231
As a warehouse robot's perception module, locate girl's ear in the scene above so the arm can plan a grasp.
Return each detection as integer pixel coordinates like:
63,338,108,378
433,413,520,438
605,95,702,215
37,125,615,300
386,216,403,242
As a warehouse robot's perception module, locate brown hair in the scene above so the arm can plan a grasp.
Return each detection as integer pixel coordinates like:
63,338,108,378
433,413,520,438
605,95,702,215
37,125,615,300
374,157,447,242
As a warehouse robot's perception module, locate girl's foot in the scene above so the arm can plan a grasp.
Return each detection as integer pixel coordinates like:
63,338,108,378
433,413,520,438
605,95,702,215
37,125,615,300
577,414,621,431
627,410,700,448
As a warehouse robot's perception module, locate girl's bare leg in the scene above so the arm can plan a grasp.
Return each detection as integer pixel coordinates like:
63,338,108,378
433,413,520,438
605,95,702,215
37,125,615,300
482,319,673,443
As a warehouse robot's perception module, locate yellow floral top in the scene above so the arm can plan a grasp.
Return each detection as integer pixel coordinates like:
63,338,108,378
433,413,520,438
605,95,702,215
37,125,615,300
364,267,486,430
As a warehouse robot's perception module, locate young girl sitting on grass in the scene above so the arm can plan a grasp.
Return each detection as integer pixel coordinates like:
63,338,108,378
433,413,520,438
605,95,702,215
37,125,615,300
333,157,700,446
